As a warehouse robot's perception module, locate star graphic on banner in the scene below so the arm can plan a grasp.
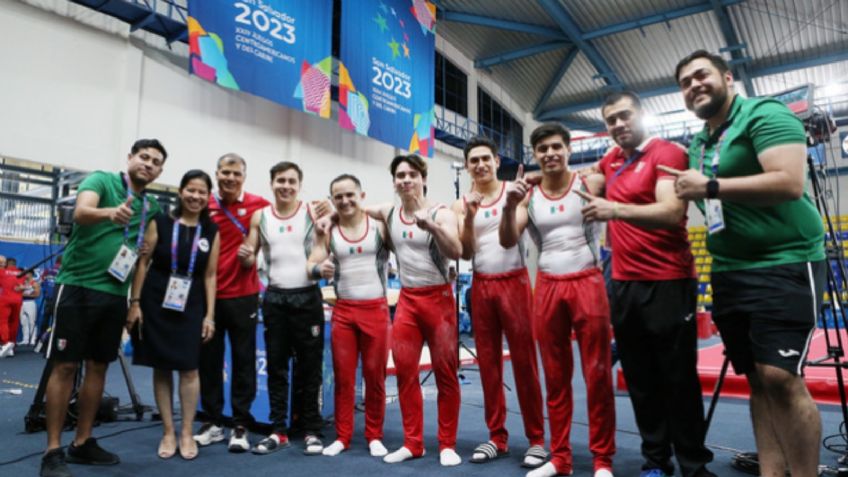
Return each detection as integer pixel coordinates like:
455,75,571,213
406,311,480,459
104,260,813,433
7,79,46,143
391,7,397,16
404,33,410,42
402,42,410,58
374,13,388,33
380,1,388,13
388,38,401,59
399,19,405,28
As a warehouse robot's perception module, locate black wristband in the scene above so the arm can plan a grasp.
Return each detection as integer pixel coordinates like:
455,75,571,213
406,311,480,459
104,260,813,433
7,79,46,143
706,179,720,199
310,264,322,280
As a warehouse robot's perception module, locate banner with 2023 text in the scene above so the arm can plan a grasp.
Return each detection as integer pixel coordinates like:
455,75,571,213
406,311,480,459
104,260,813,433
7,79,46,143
188,0,333,118
339,0,437,156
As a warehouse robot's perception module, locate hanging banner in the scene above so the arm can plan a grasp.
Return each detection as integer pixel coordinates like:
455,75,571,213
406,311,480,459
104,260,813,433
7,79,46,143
188,0,333,118
339,0,437,156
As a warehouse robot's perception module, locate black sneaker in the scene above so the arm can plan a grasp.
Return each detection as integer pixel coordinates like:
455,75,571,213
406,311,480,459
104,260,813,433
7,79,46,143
40,449,72,477
66,438,120,465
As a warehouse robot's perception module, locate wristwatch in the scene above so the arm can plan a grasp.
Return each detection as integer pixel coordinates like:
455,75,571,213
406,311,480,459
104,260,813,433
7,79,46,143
706,179,720,199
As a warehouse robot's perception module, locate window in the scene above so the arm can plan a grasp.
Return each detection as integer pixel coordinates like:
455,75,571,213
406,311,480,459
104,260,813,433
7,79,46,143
477,89,523,161
435,51,468,117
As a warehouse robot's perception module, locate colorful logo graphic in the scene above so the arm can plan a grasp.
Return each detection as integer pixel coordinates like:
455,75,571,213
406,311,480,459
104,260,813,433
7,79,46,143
339,62,371,135
294,57,332,118
188,17,239,89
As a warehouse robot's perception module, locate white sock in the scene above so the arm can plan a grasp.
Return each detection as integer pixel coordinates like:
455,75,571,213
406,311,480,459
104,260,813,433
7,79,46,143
368,440,388,457
527,462,560,477
439,448,461,467
383,446,414,464
472,440,497,461
594,469,614,477
322,440,345,456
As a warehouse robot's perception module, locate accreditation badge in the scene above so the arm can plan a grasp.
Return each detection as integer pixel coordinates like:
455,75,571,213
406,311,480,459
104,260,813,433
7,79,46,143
705,199,726,235
162,275,192,312
107,244,138,282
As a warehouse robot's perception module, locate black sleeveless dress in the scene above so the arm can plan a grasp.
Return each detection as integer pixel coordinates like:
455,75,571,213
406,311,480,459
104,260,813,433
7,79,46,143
132,214,217,370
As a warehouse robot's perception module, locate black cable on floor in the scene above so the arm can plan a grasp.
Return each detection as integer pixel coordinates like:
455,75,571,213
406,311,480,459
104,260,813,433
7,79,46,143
0,420,169,466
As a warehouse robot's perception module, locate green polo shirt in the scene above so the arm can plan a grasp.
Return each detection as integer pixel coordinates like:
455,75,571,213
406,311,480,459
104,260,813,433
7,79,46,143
57,171,161,296
689,95,824,272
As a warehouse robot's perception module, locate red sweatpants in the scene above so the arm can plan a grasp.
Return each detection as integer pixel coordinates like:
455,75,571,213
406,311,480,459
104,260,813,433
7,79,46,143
471,268,545,450
392,283,460,454
535,268,615,474
331,297,391,447
0,300,22,344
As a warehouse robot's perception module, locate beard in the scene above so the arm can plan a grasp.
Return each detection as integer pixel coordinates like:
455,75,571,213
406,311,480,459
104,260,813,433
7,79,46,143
692,87,728,120
615,130,644,150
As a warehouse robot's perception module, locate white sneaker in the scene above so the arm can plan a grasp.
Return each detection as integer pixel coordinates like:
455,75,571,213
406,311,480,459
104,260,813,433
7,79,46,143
0,343,13,358
228,426,250,453
594,469,614,477
193,423,225,446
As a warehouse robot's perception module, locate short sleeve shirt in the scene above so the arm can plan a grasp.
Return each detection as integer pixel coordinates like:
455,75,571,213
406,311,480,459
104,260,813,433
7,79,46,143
210,191,270,299
688,95,825,272
598,138,695,281
56,171,161,296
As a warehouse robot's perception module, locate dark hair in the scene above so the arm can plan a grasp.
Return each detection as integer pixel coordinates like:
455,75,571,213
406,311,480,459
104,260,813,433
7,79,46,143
329,174,361,194
172,169,213,225
269,161,302,182
390,154,428,178
131,139,168,161
675,49,730,83
6,258,16,266
601,91,642,115
463,136,498,162
217,153,246,171
530,123,571,148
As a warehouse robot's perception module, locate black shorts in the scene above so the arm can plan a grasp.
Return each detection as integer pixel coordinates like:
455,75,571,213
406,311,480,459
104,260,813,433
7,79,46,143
711,260,826,376
47,284,128,363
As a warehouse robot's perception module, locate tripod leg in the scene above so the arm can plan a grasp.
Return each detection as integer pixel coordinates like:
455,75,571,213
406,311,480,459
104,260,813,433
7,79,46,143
704,354,730,434
117,349,146,420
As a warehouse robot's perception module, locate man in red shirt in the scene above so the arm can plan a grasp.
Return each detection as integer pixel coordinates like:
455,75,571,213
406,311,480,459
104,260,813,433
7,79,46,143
194,153,269,452
0,257,25,357
579,92,715,477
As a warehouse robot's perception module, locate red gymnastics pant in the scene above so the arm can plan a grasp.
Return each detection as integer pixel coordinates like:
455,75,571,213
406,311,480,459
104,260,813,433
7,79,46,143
471,268,545,450
331,297,391,447
392,283,460,454
535,268,616,474
0,299,22,344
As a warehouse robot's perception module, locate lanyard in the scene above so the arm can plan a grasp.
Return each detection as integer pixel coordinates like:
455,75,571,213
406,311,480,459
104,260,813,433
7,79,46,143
699,127,730,178
607,150,642,188
171,220,203,276
122,174,149,249
212,194,248,236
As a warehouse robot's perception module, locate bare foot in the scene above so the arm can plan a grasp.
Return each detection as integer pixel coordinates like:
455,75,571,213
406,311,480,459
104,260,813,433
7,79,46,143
179,433,198,460
158,433,177,459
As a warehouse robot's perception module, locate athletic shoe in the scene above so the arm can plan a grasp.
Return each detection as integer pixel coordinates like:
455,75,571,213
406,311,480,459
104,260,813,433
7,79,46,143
228,426,250,453
193,423,225,446
0,343,13,358
693,468,718,477
252,433,290,455
640,469,670,477
594,468,614,477
66,437,120,465
303,434,323,455
40,448,71,477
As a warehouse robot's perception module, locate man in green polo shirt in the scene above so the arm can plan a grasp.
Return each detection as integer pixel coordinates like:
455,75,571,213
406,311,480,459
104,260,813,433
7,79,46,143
662,50,825,477
40,139,166,477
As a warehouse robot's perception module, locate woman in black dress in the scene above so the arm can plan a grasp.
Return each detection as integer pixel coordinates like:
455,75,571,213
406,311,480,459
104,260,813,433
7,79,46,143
127,170,220,460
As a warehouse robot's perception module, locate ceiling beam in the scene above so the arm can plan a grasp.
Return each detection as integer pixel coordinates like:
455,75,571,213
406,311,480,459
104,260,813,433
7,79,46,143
537,50,848,120
534,47,580,116
475,41,570,69
709,0,755,96
436,10,567,39
582,0,744,40
536,0,622,89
